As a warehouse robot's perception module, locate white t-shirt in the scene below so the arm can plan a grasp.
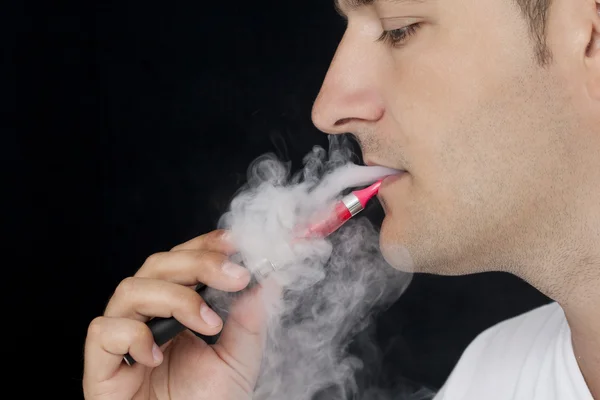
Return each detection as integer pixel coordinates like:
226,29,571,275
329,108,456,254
433,302,594,400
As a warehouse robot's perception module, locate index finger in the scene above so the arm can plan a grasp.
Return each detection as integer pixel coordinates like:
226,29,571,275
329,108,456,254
171,229,237,254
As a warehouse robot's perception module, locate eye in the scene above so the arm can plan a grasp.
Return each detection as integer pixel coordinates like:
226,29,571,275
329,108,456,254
377,23,421,48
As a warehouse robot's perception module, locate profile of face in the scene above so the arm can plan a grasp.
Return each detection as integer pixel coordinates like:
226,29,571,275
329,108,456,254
312,0,600,276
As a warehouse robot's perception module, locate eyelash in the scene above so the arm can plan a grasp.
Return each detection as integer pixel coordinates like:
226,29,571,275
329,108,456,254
377,23,421,48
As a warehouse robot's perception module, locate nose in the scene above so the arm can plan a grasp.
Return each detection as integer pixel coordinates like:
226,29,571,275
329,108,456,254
312,29,385,135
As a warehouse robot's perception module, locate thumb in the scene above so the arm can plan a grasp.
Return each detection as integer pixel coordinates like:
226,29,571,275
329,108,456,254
213,277,282,384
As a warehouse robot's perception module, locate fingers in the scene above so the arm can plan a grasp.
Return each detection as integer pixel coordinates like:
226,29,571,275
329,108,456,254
212,278,283,385
83,229,248,396
104,277,225,335
135,250,250,292
170,229,237,254
84,316,161,384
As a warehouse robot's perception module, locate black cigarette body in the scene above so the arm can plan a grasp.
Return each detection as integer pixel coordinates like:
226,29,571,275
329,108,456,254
123,283,219,366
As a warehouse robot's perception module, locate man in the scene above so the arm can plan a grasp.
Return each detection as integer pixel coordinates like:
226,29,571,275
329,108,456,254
82,0,600,398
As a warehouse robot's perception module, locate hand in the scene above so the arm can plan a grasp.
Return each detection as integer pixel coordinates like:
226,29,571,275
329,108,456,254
83,230,274,400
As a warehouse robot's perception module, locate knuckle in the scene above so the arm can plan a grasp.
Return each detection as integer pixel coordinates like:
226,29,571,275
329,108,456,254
137,252,170,279
131,321,151,343
191,250,209,265
116,276,136,294
174,287,201,312
210,229,227,239
115,276,137,298
212,229,230,246
87,317,105,337
195,250,225,272
197,230,222,247
144,252,165,268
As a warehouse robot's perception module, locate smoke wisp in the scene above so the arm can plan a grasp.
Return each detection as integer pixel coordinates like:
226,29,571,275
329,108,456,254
204,136,434,400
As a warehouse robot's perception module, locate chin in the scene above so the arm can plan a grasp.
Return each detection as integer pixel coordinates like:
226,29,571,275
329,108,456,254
378,216,416,273
379,214,458,276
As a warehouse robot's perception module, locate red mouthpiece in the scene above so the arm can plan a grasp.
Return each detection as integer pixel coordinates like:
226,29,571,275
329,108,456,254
299,179,383,238
353,179,382,208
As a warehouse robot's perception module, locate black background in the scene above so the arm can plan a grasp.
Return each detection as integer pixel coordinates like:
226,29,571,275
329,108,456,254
8,0,551,398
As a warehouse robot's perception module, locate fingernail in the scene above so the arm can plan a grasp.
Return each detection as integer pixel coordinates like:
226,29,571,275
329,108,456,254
222,261,249,279
222,231,236,246
200,304,222,326
152,343,163,363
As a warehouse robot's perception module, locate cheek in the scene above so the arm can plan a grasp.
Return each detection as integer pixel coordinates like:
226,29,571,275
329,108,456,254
383,18,532,142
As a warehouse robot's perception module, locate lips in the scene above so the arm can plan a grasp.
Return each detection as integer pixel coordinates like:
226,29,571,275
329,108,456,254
364,160,408,193
381,172,406,186
365,160,406,175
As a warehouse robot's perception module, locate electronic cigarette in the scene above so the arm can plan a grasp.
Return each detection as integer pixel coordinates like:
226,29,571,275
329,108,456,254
123,179,383,365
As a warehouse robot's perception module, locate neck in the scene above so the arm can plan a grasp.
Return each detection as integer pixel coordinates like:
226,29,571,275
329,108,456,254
563,292,600,399
512,175,600,397
556,245,600,398
525,214,600,397
561,183,600,398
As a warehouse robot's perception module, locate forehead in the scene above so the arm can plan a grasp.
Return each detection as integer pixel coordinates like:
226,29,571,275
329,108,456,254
334,0,428,14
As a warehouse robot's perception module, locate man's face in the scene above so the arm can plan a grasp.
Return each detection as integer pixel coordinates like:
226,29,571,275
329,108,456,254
312,0,599,275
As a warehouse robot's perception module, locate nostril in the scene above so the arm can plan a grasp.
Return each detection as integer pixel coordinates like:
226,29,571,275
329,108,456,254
334,118,352,126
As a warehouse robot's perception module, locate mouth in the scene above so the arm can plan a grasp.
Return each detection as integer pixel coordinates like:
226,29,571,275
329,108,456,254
381,172,407,186
365,160,407,177
364,160,409,209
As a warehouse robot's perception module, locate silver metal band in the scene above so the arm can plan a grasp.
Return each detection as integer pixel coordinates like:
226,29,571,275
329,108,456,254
255,258,277,277
342,193,364,216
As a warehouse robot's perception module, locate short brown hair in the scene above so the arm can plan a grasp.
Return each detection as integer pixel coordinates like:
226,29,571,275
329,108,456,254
514,0,554,66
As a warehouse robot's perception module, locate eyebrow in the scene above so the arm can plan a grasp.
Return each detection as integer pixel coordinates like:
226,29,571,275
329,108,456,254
334,0,429,17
